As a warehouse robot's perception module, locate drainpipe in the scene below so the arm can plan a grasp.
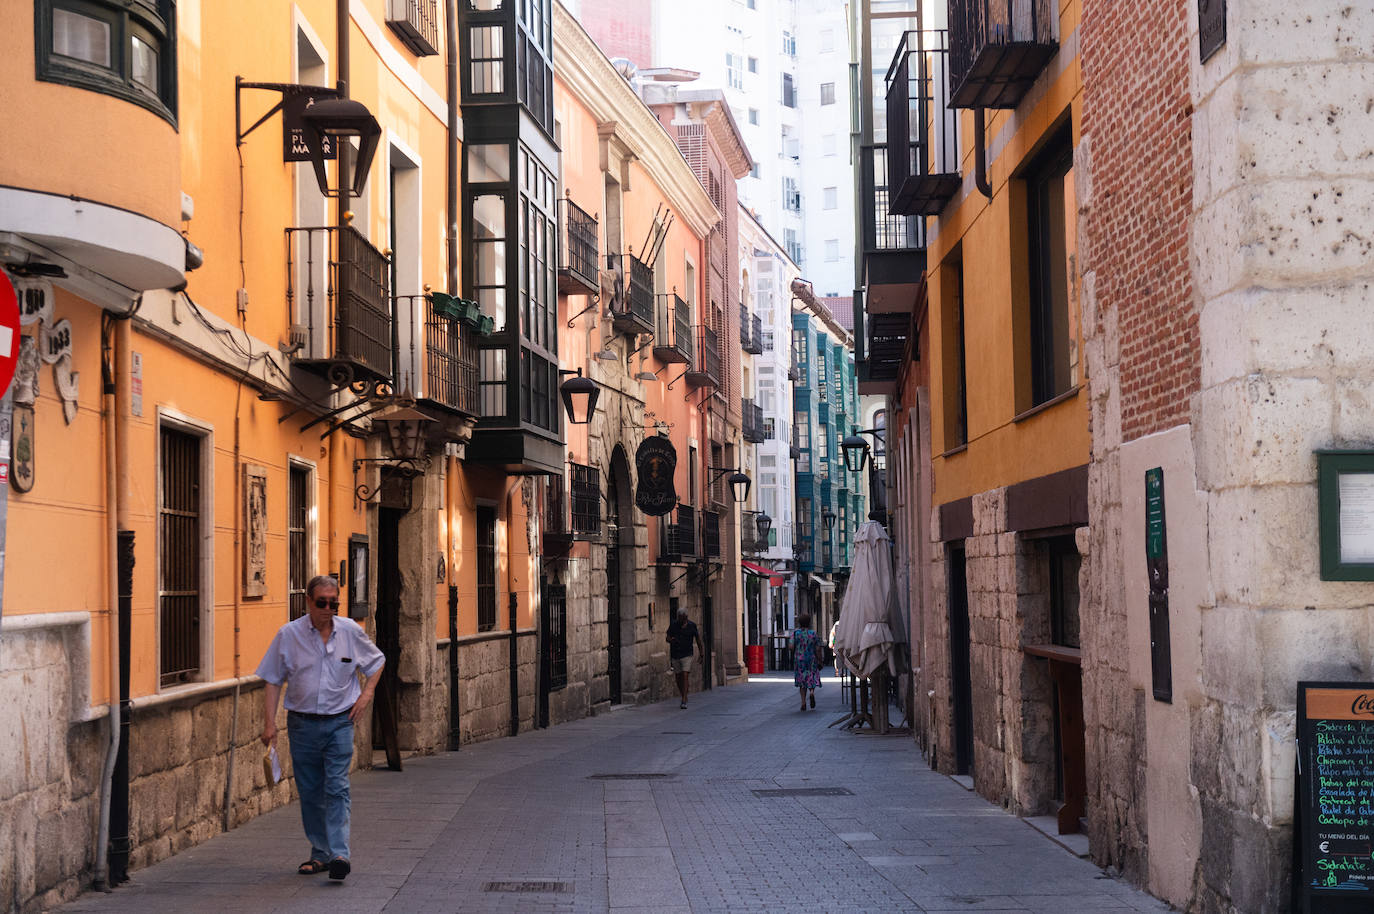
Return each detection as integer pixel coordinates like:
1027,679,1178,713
445,0,458,298
506,482,519,737
446,451,461,750
973,109,993,200
337,0,351,234
95,315,134,890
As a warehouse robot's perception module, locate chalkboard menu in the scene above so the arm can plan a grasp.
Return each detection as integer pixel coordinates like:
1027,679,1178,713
1296,681,1374,913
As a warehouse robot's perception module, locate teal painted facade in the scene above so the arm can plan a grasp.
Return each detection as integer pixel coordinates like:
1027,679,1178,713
792,311,865,578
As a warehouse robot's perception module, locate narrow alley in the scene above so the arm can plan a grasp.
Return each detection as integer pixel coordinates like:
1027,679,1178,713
60,677,1168,914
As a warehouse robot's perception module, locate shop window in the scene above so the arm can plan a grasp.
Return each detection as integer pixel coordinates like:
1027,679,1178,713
37,0,178,124
1025,123,1079,407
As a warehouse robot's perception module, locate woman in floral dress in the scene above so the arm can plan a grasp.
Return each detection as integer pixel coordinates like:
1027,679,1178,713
792,613,823,711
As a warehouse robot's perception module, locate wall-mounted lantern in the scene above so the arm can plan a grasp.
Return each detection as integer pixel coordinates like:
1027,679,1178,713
559,369,600,425
302,97,382,198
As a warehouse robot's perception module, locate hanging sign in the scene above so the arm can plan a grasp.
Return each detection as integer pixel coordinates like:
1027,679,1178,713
635,435,678,516
1294,681,1374,910
283,88,341,162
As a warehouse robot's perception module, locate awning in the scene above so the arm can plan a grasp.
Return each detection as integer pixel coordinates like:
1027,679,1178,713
741,561,773,577
809,574,836,593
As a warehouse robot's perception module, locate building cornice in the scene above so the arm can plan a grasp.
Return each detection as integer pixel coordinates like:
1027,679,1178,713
553,2,719,239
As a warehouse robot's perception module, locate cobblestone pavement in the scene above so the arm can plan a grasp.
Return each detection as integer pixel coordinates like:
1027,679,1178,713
61,674,1170,913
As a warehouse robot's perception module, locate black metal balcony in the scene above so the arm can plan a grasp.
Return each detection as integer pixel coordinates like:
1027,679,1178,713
790,424,802,460
741,306,763,354
542,474,573,557
571,462,601,537
684,325,720,389
702,510,721,559
887,30,961,217
285,225,392,383
386,0,440,56
558,196,599,295
659,505,697,563
948,0,1058,110
421,295,479,416
866,311,911,385
741,510,762,555
653,293,693,364
742,399,766,443
608,253,655,337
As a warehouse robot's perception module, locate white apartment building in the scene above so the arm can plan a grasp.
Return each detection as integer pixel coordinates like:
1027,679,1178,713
738,206,800,656
578,0,854,297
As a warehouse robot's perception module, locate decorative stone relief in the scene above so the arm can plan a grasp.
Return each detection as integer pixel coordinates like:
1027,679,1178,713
243,464,268,598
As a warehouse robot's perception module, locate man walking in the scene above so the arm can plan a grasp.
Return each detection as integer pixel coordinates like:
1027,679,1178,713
666,607,704,709
258,575,384,881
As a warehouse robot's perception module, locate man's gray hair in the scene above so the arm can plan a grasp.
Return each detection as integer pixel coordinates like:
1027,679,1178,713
676,607,688,618
306,575,341,598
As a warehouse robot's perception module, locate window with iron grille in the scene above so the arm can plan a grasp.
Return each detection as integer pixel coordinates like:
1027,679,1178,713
545,580,568,689
477,506,497,631
571,463,600,535
159,426,202,687
288,464,310,621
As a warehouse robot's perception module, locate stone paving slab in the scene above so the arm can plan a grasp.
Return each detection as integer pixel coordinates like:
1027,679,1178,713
58,673,1171,913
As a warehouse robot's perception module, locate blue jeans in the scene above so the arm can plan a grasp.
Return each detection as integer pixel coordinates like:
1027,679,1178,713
287,711,354,862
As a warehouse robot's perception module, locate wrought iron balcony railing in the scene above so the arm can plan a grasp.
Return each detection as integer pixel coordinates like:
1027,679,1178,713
948,0,1058,110
285,225,392,383
653,293,693,364
859,146,927,257
740,303,751,346
684,325,720,389
702,510,721,559
608,252,655,337
558,196,599,295
386,0,441,56
867,312,911,385
741,306,763,354
740,510,765,555
420,294,480,415
751,313,763,354
886,30,961,216
542,474,573,556
742,399,766,443
659,505,697,563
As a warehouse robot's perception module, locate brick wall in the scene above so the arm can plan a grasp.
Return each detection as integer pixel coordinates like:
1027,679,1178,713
1081,0,1196,442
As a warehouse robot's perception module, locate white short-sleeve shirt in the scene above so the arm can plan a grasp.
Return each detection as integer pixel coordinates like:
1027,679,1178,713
256,614,385,715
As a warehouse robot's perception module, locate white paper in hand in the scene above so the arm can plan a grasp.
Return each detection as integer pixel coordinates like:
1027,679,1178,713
264,745,284,784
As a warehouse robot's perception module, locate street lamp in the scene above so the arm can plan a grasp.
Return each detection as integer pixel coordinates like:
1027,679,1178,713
756,512,773,544
842,425,886,474
558,369,600,425
842,429,871,473
373,397,434,461
822,508,837,532
708,466,752,504
301,97,382,199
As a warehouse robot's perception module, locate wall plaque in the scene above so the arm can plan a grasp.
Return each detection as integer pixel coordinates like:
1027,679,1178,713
1145,467,1172,702
243,464,268,598
1198,0,1226,63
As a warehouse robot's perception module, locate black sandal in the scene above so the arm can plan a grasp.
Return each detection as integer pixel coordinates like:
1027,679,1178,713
328,858,351,880
298,860,328,875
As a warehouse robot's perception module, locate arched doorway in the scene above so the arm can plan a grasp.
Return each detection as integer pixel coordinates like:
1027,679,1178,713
606,445,635,704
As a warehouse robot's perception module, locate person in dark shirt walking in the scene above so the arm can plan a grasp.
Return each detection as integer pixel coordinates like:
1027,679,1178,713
666,608,704,709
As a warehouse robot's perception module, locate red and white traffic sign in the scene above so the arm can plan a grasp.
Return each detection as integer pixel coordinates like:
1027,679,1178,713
0,272,19,396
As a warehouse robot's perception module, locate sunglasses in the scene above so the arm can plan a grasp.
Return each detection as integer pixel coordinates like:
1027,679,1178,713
313,598,341,610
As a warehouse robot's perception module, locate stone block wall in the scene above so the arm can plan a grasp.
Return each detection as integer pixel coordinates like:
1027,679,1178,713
454,633,537,744
0,615,101,912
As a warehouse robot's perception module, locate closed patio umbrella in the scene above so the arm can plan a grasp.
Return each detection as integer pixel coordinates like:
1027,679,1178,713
836,521,899,679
